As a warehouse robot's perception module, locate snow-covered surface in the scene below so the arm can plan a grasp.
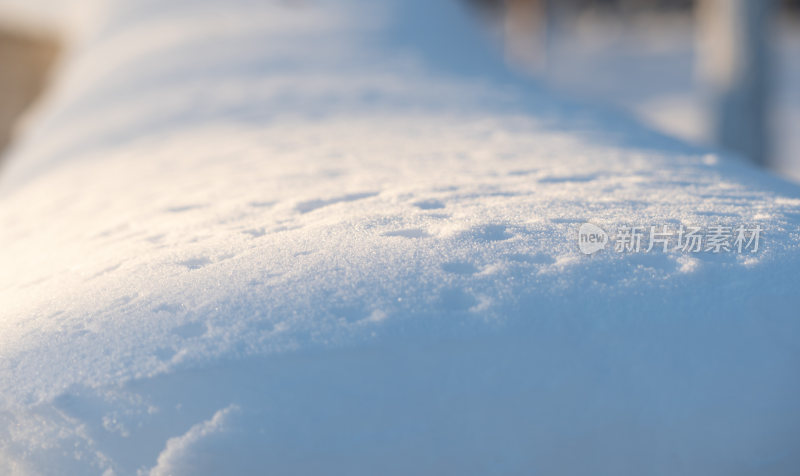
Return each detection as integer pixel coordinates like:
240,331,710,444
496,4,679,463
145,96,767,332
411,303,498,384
1,0,800,474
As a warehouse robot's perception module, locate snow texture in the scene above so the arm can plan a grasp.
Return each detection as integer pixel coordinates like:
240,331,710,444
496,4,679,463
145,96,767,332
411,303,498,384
0,0,799,474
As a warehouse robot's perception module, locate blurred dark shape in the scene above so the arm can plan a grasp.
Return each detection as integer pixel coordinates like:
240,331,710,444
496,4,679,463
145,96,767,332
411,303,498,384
467,0,798,14
0,21,59,158
465,0,799,168
503,0,547,71
697,0,774,167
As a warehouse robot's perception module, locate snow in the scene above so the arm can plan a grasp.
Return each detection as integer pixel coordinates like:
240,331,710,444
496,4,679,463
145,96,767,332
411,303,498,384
147,404,239,476
1,0,799,474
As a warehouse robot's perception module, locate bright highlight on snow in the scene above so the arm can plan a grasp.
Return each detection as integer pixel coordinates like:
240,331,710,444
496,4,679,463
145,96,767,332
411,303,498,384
0,0,799,475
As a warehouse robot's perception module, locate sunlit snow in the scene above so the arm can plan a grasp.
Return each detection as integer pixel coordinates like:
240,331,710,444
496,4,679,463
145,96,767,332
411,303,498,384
1,0,799,474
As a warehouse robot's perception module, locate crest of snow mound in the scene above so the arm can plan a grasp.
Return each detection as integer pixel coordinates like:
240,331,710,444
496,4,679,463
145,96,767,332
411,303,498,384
0,0,799,474
148,405,239,476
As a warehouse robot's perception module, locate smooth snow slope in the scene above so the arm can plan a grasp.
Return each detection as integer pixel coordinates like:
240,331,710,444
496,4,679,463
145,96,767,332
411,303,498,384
1,0,800,474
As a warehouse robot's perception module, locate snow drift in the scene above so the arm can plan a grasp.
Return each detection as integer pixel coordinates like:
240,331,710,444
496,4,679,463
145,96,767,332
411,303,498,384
1,0,799,474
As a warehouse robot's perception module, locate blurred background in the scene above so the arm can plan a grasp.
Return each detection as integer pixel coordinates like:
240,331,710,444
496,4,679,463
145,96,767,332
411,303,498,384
466,0,800,180
0,0,797,179
0,14,58,159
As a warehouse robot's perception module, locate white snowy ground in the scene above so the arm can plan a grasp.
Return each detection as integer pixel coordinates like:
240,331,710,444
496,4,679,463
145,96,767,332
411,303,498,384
1,0,800,475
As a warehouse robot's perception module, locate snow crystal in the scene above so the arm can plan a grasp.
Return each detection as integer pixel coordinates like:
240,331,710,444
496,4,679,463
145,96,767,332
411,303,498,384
0,0,799,474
